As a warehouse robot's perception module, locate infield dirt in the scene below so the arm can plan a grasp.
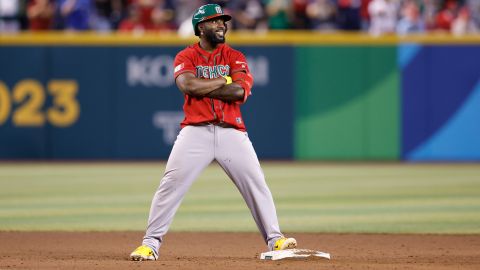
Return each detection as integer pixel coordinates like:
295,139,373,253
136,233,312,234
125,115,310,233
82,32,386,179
0,232,479,269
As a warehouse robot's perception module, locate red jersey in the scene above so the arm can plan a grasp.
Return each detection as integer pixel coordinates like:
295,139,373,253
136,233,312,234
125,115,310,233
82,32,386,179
173,43,252,131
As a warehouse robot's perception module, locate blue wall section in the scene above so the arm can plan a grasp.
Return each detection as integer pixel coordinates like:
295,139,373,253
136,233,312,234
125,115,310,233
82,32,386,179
237,46,294,159
408,81,480,160
0,46,294,159
0,47,49,158
401,44,428,157
49,47,115,158
114,47,183,159
402,46,480,160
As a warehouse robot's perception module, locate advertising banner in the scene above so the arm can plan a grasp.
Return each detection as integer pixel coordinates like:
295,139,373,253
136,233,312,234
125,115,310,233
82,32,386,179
0,45,294,159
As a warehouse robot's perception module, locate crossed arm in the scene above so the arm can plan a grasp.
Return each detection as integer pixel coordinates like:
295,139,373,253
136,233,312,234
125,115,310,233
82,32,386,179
175,72,245,103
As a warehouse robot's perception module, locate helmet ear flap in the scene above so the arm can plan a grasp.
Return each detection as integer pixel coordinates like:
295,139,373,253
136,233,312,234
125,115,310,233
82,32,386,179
195,23,201,36
195,21,204,36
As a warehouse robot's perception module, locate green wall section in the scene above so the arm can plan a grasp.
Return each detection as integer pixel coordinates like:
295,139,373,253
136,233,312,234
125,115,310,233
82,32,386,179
295,46,400,160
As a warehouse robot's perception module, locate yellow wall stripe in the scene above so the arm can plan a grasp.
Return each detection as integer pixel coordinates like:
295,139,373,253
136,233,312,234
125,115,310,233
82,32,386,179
1,31,480,46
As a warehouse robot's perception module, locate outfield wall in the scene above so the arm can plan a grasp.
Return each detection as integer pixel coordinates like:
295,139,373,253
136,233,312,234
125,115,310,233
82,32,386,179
0,33,479,160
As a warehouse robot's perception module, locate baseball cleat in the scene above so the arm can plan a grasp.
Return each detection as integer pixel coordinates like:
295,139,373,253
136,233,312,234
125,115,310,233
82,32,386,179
273,237,297,251
130,245,157,261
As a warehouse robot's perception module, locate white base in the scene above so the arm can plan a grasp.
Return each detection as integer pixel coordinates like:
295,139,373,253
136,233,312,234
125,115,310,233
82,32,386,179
260,249,331,261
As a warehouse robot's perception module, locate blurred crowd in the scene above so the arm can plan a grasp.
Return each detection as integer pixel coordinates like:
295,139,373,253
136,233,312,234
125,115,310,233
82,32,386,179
0,0,478,36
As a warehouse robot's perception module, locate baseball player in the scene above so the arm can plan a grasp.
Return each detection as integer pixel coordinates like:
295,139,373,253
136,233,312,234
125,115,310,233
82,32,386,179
130,4,296,261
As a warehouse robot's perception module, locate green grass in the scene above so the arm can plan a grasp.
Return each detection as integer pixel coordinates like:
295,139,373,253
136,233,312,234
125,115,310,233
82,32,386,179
0,162,479,234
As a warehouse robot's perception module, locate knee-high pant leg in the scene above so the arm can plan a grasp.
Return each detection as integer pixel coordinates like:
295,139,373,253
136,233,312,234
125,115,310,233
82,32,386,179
142,126,215,254
214,127,283,249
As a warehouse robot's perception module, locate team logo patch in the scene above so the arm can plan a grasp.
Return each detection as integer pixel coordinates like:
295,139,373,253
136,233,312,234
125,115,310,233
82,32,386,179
236,117,242,124
174,63,185,73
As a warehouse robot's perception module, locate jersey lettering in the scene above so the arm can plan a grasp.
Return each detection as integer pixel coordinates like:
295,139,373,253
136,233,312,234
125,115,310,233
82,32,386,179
195,65,230,79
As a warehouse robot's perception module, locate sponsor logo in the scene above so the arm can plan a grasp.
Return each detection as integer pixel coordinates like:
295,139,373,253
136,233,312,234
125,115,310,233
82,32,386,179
174,63,184,73
127,55,174,87
125,55,269,88
235,61,247,68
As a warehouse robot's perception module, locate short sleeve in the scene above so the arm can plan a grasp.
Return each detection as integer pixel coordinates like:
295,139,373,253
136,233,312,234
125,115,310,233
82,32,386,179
174,50,196,79
229,51,250,74
229,50,253,104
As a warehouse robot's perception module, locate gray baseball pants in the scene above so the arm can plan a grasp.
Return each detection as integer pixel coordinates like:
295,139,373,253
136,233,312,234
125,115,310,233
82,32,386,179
142,125,283,255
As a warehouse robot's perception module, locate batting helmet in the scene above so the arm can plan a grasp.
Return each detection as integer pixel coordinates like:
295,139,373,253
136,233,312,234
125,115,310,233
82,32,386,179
192,4,231,36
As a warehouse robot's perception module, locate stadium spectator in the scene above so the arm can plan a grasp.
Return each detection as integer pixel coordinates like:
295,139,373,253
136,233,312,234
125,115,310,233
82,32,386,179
360,0,373,30
2,0,479,34
91,0,111,31
337,0,362,30
129,0,155,29
435,0,459,31
90,0,127,32
291,0,309,29
228,0,268,31
306,0,337,31
422,0,442,30
27,0,55,30
265,0,291,29
149,0,175,31
466,0,480,29
175,0,204,37
368,0,398,35
0,0,23,32
451,6,478,35
118,3,144,33
209,0,229,8
127,0,175,31
56,0,91,30
396,0,425,34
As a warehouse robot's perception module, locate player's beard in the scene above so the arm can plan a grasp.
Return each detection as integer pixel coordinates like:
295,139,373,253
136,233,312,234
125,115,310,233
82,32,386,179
204,28,226,45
